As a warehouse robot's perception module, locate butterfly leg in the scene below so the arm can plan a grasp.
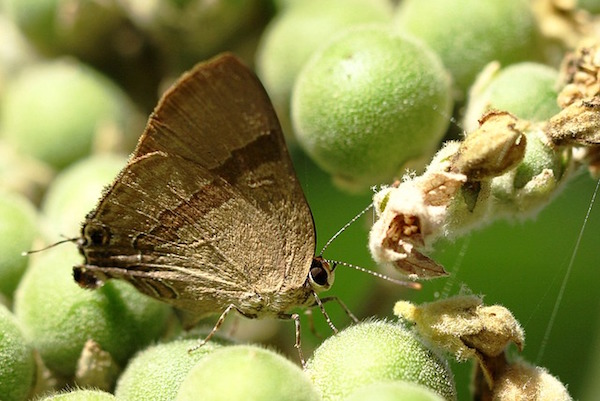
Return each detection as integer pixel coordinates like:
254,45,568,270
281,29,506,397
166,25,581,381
292,313,306,367
318,295,360,323
189,304,240,353
312,292,338,334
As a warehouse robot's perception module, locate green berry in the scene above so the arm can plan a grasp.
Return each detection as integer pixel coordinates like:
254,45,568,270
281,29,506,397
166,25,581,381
394,0,543,99
490,127,568,216
0,191,37,299
3,0,126,58
38,389,117,401
0,304,35,401
0,59,132,169
122,0,263,69
14,244,171,378
116,339,222,401
344,381,446,401
292,25,452,191
305,320,456,401
256,0,392,131
175,345,320,401
41,154,126,238
464,62,561,132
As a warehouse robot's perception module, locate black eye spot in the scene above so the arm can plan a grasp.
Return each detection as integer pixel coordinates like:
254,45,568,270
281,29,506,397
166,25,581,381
310,258,329,286
84,225,110,246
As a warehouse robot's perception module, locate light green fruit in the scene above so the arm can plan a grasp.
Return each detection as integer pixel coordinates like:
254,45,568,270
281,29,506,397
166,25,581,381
490,128,568,216
0,304,35,401
256,0,392,132
0,59,131,169
305,320,456,401
464,62,560,132
0,14,36,93
292,25,452,191
176,345,320,401
14,245,172,378
39,389,117,401
116,339,222,401
123,0,263,68
0,140,54,203
3,0,126,58
344,381,446,401
395,0,543,99
41,154,126,238
0,191,37,299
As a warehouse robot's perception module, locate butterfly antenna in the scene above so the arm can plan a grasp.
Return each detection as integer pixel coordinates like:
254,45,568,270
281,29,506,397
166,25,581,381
324,259,421,290
22,236,78,256
319,203,373,255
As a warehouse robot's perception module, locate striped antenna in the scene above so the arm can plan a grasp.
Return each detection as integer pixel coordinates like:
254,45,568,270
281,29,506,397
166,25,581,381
325,259,422,290
319,202,373,256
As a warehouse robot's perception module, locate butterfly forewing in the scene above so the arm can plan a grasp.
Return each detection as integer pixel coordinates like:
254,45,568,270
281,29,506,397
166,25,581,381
77,54,317,318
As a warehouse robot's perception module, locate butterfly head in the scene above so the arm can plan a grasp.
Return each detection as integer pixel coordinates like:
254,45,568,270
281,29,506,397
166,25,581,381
308,256,335,293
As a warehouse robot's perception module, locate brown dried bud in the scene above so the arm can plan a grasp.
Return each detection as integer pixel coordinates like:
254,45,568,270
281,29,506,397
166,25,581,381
394,295,524,361
547,97,600,146
557,41,600,108
491,359,572,401
452,111,526,180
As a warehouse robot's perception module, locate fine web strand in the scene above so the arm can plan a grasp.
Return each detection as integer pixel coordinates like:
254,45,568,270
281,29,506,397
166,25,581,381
535,178,600,364
440,235,471,299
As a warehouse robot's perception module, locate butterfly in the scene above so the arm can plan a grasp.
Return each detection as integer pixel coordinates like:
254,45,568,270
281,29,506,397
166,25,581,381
73,53,343,362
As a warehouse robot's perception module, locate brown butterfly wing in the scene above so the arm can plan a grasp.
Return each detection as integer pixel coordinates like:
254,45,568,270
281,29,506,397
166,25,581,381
77,54,316,317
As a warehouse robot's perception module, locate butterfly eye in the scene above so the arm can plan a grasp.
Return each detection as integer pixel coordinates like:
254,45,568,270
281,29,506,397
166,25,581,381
83,224,111,246
309,257,335,291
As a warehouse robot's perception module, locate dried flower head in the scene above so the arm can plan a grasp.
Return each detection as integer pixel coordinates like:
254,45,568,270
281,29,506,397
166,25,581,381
394,295,524,362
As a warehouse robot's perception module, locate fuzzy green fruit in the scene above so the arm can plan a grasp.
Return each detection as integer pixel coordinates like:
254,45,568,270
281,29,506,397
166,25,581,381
0,191,37,299
344,381,446,401
0,59,132,169
176,345,320,401
0,304,35,401
305,320,456,401
39,389,117,401
464,62,560,132
256,0,392,133
292,25,452,191
14,245,171,378
395,0,543,99
116,339,222,401
490,128,568,217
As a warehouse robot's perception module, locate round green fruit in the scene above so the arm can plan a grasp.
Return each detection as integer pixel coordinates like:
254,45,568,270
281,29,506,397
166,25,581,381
0,59,131,169
305,320,456,401
176,345,320,401
256,0,392,132
115,339,222,401
39,389,117,401
395,0,543,99
464,62,560,132
292,25,452,191
344,381,446,401
14,245,171,378
0,191,37,299
0,304,35,401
